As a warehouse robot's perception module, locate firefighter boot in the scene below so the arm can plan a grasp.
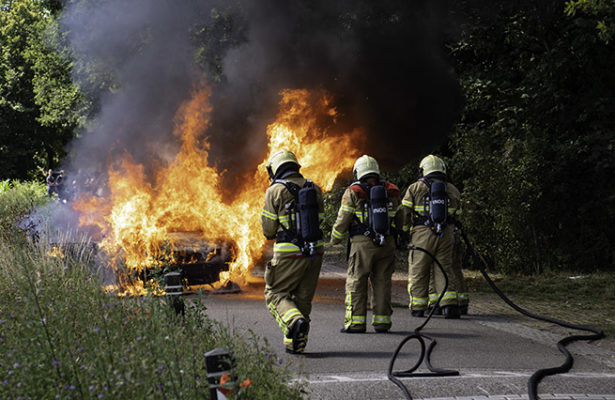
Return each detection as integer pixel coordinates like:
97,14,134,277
443,305,460,319
286,318,309,354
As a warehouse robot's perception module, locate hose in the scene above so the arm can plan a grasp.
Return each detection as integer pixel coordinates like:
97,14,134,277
459,229,605,399
387,228,605,400
387,244,459,400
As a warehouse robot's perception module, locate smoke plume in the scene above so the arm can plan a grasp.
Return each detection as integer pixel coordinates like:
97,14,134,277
62,0,462,182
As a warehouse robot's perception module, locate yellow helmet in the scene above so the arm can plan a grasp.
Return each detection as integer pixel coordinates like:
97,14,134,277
419,154,446,176
353,155,380,180
267,149,300,178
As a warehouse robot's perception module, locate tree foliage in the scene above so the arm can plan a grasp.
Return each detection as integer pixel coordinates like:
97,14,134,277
0,0,86,180
448,1,615,273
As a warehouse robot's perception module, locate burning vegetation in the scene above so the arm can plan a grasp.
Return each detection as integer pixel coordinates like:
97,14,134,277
73,85,362,295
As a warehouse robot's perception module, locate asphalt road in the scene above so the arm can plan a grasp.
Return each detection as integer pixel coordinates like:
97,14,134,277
201,267,615,400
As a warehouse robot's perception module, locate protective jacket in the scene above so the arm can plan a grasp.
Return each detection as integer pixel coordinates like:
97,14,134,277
331,180,401,332
398,177,462,310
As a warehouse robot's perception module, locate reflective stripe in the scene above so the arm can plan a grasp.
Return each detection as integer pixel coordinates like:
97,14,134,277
282,308,302,323
319,212,325,221
354,212,366,222
352,316,366,323
442,291,458,301
429,293,439,302
332,228,344,239
268,303,289,336
273,241,324,253
402,224,410,232
458,293,469,300
411,297,428,306
372,315,391,324
261,210,278,221
414,206,426,212
341,205,355,213
273,243,301,253
388,211,397,217
402,199,413,208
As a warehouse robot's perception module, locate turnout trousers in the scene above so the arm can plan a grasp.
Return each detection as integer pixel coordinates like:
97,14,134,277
344,235,395,331
409,226,458,311
265,250,323,351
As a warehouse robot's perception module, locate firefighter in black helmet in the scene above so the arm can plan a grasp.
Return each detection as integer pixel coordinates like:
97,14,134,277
398,155,463,319
261,149,325,354
331,155,401,333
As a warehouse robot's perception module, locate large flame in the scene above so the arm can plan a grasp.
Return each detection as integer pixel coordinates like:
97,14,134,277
73,85,362,293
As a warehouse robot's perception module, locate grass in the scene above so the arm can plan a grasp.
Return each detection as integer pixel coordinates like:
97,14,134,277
0,181,307,399
464,270,615,340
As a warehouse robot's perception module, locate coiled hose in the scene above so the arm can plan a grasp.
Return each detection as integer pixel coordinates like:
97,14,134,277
387,228,605,400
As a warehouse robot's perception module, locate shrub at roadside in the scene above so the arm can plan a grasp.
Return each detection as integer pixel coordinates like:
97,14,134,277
0,179,50,242
0,182,305,399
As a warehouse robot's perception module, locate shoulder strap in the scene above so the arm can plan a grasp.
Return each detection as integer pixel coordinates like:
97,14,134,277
272,179,301,199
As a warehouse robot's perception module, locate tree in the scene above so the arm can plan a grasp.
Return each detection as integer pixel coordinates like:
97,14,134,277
448,1,615,273
0,0,85,180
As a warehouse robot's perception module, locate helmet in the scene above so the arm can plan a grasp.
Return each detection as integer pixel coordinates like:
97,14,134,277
419,155,446,176
267,149,300,178
353,155,380,181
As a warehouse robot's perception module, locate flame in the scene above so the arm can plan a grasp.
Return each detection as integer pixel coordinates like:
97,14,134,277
73,85,362,294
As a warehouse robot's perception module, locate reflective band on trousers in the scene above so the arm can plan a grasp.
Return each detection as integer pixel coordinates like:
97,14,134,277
402,199,413,208
268,303,290,336
442,291,458,301
411,297,428,306
282,308,302,324
373,315,391,324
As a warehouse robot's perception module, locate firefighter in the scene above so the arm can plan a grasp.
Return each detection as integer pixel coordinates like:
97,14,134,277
331,155,401,333
261,149,325,354
399,155,462,319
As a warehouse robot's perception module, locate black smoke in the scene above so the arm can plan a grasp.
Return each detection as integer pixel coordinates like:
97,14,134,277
62,0,462,184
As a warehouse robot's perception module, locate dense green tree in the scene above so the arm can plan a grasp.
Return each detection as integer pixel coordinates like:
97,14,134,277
0,0,85,180
448,1,615,273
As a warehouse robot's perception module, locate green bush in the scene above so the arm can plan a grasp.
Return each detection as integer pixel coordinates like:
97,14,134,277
0,185,305,399
0,238,305,399
0,179,50,242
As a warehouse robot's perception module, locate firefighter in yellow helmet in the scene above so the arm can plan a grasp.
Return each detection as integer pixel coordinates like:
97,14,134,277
398,155,463,319
261,149,325,353
331,155,401,333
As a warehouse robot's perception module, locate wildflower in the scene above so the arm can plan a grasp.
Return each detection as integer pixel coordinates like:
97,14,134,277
158,384,164,390
69,385,76,390
105,303,110,309
1,380,7,386
77,346,84,353
157,364,166,371
93,327,100,333
89,385,95,391
278,358,283,365
52,360,59,366
98,395,103,399
0,319,5,325
8,370,13,375
17,382,22,388
13,362,19,368
240,379,252,387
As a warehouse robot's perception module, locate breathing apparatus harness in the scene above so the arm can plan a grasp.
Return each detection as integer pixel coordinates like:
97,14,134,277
272,178,322,257
348,180,393,247
387,221,605,400
413,176,452,236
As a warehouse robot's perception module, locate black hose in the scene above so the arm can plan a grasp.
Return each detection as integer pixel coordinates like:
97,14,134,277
388,230,605,400
459,229,605,400
387,245,459,400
